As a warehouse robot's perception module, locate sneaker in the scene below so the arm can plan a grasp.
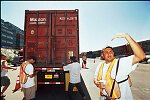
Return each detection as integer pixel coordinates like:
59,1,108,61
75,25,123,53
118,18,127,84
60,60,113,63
1,97,5,100
1,94,6,100
82,96,86,100
1,94,6,97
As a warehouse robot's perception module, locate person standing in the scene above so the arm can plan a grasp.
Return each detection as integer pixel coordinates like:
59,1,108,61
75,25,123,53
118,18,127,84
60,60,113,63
94,33,145,100
63,56,86,100
82,53,88,69
1,54,17,98
20,56,36,100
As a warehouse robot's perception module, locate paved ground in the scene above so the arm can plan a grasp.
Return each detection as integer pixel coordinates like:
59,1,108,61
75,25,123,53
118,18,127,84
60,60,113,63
2,58,150,100
130,63,150,100
80,58,100,100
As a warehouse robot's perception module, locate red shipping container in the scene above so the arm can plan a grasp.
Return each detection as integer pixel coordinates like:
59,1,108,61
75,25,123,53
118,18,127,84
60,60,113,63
24,9,79,68
24,10,79,89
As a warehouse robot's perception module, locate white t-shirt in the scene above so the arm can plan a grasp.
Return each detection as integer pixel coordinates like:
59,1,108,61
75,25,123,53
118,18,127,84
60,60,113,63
63,62,82,83
82,56,87,61
94,55,138,100
1,60,8,77
22,63,35,88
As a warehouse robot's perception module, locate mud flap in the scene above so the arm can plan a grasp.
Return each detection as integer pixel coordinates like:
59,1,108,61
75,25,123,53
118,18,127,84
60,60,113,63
65,72,78,91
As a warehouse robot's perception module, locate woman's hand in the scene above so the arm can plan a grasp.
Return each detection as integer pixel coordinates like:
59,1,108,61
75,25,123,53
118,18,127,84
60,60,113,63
12,67,17,71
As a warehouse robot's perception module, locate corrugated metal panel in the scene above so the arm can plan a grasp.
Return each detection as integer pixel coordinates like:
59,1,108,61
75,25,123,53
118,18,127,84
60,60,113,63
24,9,79,67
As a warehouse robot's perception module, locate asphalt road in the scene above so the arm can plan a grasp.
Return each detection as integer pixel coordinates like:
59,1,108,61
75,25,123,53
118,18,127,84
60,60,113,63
2,58,150,100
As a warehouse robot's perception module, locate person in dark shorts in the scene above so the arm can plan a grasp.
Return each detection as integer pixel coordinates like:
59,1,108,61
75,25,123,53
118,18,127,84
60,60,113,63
1,54,17,98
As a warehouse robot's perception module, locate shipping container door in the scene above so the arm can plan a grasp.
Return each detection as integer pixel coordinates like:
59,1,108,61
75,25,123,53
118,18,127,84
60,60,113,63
25,12,51,67
51,10,79,66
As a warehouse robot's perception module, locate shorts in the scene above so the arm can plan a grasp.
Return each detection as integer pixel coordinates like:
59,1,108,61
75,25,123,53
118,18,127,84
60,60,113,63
1,76,10,86
83,60,86,64
22,86,36,100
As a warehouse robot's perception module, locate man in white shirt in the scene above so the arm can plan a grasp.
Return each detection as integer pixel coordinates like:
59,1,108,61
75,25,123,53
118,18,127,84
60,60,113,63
63,56,86,100
21,56,36,100
94,33,145,100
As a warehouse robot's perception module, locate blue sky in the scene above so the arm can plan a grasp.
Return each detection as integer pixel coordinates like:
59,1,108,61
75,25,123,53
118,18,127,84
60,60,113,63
1,1,150,53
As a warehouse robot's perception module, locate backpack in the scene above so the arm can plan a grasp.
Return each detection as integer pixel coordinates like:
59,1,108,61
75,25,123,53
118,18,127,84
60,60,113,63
19,62,29,84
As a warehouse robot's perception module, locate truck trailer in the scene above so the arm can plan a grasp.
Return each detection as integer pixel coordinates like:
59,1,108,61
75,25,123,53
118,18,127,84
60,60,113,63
24,9,79,91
